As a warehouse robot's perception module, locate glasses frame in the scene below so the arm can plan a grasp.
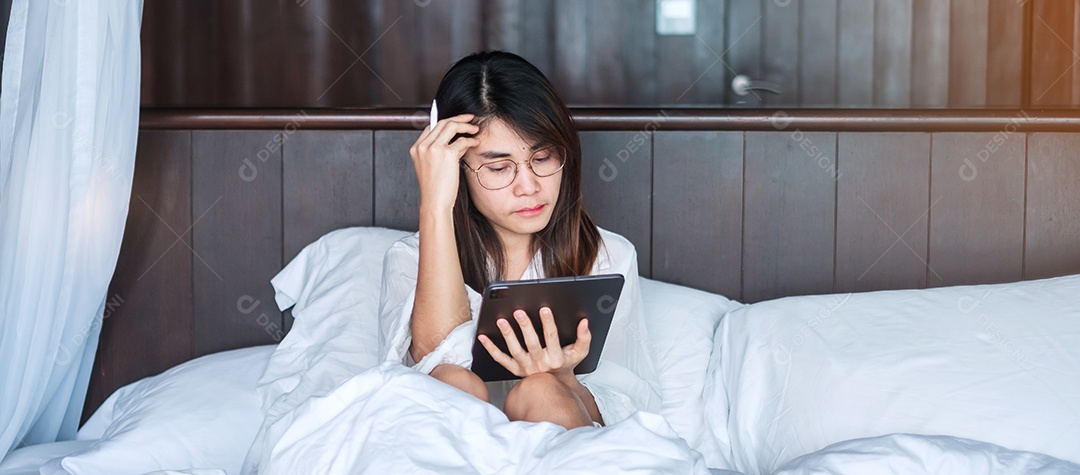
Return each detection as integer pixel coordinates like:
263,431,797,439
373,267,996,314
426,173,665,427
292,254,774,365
460,146,566,190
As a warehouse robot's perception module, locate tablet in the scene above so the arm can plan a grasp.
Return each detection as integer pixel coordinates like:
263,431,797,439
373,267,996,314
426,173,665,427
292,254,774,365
470,274,624,382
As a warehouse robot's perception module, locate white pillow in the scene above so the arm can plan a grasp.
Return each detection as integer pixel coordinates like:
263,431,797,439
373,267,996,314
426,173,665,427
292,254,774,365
243,227,410,473
639,277,741,467
705,274,1080,474
256,226,410,410
40,346,274,475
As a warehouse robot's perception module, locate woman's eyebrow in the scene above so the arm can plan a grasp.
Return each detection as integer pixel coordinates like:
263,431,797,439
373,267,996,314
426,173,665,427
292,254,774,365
476,144,545,160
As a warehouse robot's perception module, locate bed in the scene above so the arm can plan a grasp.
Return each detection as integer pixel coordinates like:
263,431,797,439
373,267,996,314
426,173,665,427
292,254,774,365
5,108,1080,474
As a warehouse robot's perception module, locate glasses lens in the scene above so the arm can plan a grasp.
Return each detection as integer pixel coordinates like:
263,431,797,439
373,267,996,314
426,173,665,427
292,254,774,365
478,160,516,190
530,149,564,177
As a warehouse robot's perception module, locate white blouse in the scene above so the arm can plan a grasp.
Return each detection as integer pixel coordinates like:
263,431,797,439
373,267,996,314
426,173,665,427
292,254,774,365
377,227,662,424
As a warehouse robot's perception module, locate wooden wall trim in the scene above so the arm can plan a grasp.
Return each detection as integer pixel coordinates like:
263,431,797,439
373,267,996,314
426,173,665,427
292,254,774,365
141,108,1080,132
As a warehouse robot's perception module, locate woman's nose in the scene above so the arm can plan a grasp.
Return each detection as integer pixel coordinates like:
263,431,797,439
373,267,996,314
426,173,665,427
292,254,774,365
513,165,540,195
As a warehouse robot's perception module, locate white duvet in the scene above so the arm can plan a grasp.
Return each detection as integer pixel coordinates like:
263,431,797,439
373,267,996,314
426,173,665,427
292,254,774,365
253,362,709,475
244,363,1080,475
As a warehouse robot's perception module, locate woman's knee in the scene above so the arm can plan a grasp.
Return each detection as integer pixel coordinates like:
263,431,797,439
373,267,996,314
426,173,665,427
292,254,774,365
430,364,489,402
504,373,590,428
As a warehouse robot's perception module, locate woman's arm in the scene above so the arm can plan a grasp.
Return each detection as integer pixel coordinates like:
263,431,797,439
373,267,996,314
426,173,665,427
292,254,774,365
408,114,480,363
410,207,469,362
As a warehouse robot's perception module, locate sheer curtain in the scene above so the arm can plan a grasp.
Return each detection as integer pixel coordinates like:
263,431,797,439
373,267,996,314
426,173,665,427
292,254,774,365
0,0,143,457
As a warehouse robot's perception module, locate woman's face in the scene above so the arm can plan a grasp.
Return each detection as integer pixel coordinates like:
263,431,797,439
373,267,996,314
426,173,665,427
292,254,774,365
461,118,563,248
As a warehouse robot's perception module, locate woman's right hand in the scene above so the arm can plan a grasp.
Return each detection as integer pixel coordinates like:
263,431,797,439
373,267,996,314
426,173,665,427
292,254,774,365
409,113,480,213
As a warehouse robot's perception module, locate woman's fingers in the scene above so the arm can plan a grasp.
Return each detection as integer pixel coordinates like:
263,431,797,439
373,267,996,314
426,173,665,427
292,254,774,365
539,307,561,352
426,113,475,134
449,136,481,157
566,319,592,361
477,334,521,376
409,113,477,212
429,118,479,149
497,318,525,357
514,310,543,352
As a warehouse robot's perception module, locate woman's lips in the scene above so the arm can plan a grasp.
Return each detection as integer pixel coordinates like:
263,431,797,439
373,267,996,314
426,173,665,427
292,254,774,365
515,204,545,216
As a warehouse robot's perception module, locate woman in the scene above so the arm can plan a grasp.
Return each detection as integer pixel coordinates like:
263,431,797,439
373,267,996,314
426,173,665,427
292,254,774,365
378,51,660,430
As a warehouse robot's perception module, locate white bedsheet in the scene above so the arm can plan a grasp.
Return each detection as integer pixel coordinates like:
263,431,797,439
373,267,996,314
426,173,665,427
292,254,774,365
252,362,709,475
0,441,94,475
773,433,1080,475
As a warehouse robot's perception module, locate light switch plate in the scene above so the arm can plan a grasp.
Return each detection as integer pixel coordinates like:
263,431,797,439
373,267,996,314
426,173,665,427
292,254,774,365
656,0,696,36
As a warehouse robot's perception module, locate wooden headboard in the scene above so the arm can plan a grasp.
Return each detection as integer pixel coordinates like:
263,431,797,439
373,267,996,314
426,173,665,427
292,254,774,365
84,108,1080,420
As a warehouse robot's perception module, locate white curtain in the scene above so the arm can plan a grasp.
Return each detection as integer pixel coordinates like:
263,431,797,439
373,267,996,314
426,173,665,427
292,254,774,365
0,0,143,457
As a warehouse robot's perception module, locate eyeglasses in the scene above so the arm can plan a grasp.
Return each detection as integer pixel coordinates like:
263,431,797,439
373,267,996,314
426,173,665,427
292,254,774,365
461,147,565,190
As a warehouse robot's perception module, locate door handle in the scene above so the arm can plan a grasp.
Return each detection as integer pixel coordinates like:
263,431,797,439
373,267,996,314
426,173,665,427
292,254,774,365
731,74,782,96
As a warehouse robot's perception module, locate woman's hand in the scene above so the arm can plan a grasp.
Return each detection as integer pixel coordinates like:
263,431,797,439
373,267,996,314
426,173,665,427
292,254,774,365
477,307,592,379
409,113,480,213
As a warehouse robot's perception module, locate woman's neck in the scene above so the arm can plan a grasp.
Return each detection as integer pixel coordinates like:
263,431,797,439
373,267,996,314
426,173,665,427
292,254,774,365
497,231,534,278
495,228,532,256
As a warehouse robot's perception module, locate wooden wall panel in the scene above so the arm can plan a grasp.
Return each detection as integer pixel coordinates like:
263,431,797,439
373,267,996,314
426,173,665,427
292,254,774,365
657,0,727,105
592,0,656,105
138,0,1038,108
651,132,743,299
911,0,950,107
181,1,224,106
725,0,764,107
518,0,556,75
417,1,455,101
485,0,549,74
655,0,722,105
579,131,653,276
743,131,837,302
553,0,590,105
656,34,699,104
835,133,930,292
191,131,284,356
312,1,374,107
368,0,424,105
799,0,838,107
373,130,422,232
949,0,989,106
928,133,1026,287
1025,133,1080,280
874,0,912,107
1030,0,1075,106
837,0,875,107
761,0,799,107
987,0,1025,106
85,131,193,422
283,130,375,263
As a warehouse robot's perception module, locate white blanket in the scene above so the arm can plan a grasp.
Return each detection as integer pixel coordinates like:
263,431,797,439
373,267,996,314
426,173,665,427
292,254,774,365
252,362,709,475
773,433,1080,475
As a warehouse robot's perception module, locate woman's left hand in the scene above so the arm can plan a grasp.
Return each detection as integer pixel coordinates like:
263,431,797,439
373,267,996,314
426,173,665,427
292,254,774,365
477,307,591,379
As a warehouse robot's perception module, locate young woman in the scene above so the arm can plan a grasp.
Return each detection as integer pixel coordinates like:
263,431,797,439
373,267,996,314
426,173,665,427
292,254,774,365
378,51,660,430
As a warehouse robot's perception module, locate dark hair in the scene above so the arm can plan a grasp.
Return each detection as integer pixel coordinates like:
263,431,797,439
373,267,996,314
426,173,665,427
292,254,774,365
435,50,600,292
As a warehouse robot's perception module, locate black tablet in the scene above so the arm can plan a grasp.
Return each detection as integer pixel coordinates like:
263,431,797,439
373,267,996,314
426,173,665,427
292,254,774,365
470,273,624,382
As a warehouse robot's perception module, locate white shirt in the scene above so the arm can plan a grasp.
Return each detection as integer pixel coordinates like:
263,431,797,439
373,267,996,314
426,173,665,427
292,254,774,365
377,227,662,424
